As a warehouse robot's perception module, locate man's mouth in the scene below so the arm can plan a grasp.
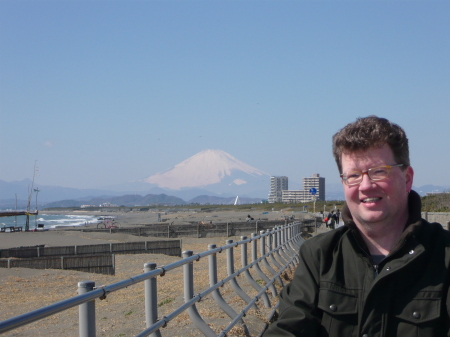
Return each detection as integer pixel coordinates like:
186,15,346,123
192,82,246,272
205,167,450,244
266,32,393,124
361,197,382,203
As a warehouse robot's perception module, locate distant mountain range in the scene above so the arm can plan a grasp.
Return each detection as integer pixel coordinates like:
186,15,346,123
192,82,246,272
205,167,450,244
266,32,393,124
42,194,262,208
1,149,448,209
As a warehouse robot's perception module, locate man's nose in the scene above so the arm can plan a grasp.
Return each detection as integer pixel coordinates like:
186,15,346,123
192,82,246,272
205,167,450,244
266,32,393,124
359,172,373,189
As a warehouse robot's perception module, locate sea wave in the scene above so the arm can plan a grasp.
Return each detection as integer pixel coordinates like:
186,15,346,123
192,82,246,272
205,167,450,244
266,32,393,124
1,214,99,229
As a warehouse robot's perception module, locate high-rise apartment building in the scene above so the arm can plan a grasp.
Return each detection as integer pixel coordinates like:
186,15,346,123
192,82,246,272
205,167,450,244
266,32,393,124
303,173,325,201
268,176,288,203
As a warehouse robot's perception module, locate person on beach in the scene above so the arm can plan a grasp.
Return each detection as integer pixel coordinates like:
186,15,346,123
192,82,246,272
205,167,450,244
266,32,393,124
325,210,335,229
263,116,450,337
330,211,337,229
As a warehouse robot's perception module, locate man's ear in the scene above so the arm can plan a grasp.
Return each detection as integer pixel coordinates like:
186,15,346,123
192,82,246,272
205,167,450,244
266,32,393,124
405,166,414,192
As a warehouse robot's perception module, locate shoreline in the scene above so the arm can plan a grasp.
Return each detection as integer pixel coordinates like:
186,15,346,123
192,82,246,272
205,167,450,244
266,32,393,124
0,209,313,249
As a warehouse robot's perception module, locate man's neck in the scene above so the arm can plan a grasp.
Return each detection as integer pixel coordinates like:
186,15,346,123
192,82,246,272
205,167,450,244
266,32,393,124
356,215,408,256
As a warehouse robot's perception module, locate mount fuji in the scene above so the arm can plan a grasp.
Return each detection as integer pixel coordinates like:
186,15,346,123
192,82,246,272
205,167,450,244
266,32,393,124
141,149,271,199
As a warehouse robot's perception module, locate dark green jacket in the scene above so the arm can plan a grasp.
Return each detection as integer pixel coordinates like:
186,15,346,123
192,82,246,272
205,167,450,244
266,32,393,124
263,191,450,337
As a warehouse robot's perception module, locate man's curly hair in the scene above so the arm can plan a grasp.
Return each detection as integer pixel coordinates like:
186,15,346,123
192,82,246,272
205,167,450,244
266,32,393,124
332,116,410,174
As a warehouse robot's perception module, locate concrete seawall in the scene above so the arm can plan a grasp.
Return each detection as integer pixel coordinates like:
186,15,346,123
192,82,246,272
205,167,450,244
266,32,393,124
422,212,450,228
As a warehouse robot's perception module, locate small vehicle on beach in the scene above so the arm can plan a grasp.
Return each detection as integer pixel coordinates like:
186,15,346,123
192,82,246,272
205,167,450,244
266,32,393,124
97,216,116,221
96,218,120,229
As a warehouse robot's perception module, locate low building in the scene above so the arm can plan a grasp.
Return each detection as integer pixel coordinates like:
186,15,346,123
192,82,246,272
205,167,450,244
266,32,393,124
281,174,325,203
281,190,311,203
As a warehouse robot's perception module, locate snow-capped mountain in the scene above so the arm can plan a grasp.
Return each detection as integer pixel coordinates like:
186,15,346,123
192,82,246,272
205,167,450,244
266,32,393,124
143,149,270,197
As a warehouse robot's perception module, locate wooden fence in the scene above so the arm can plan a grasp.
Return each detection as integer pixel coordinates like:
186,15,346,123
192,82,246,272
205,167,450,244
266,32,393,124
0,254,115,275
0,240,181,259
81,219,295,238
0,240,181,275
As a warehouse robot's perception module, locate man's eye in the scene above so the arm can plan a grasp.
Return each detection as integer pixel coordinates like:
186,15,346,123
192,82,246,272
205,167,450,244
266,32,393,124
347,172,361,179
372,168,388,175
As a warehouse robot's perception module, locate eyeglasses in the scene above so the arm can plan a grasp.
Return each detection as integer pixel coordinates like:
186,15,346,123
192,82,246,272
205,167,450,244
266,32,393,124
340,164,404,186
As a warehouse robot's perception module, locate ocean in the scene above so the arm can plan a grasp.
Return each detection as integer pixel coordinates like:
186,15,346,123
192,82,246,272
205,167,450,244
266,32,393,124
0,213,99,230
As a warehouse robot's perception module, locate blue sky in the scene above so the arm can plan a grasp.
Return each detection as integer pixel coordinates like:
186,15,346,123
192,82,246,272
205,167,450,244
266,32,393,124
1,0,449,191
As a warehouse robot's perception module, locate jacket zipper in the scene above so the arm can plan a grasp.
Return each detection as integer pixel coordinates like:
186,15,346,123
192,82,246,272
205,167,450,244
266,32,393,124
373,264,379,278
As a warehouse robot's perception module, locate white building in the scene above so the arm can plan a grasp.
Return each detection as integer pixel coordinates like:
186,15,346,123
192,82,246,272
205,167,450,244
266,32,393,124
268,176,288,203
303,173,325,201
281,190,311,203
281,173,325,203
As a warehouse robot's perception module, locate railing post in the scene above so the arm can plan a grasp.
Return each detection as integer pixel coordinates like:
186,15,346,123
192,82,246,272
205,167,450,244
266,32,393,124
183,250,216,337
284,224,298,266
277,226,290,263
284,225,295,256
289,223,301,251
208,244,250,334
144,263,161,337
240,236,271,308
260,231,283,287
78,281,96,337
267,230,283,269
251,233,277,297
225,240,256,308
272,228,287,267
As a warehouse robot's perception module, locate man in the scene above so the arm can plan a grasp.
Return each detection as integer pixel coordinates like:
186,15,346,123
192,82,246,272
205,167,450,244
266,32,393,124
263,116,450,337
335,209,340,225
326,210,336,230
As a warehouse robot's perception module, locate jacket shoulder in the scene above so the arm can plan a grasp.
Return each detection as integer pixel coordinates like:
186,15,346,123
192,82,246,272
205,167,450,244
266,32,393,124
421,220,450,244
301,226,350,254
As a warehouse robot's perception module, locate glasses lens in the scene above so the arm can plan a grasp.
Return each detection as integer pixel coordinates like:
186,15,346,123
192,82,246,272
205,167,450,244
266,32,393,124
345,171,362,185
368,166,390,180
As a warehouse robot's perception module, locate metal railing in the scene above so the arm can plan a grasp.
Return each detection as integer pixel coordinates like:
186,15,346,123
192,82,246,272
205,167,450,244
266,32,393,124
0,221,305,337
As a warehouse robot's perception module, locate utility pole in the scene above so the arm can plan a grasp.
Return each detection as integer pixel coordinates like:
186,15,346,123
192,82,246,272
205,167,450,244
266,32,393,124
34,187,40,230
15,194,17,226
25,160,38,231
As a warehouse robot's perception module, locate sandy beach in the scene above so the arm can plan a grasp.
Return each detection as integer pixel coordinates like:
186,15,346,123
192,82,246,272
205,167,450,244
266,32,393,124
0,209,319,337
1,207,306,249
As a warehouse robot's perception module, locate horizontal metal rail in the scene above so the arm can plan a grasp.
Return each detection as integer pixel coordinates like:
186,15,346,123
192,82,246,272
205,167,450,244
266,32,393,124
0,221,306,336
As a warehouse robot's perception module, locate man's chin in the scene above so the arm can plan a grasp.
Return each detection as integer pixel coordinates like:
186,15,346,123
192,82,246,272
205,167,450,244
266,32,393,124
355,211,386,227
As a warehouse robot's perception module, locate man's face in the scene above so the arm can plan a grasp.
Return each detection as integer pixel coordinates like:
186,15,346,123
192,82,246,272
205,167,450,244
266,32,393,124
341,144,414,229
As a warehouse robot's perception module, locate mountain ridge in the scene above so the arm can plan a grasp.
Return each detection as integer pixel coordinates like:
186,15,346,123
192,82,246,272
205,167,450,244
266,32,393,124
1,181,449,209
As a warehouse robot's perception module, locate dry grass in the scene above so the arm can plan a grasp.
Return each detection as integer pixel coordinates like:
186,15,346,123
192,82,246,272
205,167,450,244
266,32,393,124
0,236,298,337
